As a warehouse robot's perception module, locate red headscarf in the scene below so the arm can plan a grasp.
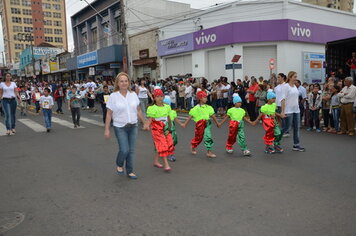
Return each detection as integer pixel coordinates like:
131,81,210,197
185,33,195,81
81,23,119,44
196,91,207,100
153,89,164,97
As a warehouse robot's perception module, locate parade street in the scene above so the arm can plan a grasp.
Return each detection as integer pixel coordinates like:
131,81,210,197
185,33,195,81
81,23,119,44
1,110,356,235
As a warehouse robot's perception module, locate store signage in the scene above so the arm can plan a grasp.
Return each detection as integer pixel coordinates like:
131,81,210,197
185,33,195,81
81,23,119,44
139,49,149,59
33,47,63,56
290,23,311,38
110,63,120,69
269,58,276,70
303,52,325,84
77,51,98,69
193,23,233,50
157,33,194,56
158,19,356,57
89,67,95,76
231,55,241,63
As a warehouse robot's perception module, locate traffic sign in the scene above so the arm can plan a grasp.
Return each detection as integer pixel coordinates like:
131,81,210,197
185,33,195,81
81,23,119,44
231,55,241,63
269,58,275,70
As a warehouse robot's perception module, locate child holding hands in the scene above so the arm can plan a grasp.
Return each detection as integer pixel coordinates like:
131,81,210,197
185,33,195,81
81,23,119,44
218,94,252,156
253,91,283,154
183,91,219,158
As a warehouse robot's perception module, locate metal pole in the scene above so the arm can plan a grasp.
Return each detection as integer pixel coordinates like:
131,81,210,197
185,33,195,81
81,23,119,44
120,0,129,74
232,62,235,83
31,39,36,79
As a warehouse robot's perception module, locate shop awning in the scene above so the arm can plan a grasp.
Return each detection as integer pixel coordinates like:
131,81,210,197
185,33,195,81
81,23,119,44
132,57,157,66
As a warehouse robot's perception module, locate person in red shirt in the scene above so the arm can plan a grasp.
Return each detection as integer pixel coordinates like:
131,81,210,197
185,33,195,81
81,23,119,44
346,52,356,85
246,78,259,121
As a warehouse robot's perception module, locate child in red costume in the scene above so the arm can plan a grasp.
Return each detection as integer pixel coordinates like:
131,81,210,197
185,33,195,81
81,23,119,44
144,89,174,172
183,91,219,158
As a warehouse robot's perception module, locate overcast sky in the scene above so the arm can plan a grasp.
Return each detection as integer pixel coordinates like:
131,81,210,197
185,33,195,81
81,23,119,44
0,0,355,62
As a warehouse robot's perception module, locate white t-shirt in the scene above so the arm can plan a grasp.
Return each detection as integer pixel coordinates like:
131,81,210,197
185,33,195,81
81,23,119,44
138,86,148,99
274,83,286,107
106,91,140,128
170,90,177,104
0,82,17,98
86,82,97,90
185,86,193,98
222,84,231,98
39,95,54,109
281,83,300,114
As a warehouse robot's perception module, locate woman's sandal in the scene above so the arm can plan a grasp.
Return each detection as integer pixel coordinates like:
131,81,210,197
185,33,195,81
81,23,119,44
153,164,163,168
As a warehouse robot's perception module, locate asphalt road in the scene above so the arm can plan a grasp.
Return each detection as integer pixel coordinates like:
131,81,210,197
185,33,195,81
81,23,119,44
1,108,356,235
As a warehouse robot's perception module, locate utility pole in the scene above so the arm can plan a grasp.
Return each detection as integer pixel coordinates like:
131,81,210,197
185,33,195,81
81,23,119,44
120,0,129,74
1,52,5,66
18,33,36,78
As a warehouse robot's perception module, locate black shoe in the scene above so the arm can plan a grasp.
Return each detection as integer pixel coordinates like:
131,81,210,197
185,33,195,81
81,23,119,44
74,125,77,128
46,128,50,133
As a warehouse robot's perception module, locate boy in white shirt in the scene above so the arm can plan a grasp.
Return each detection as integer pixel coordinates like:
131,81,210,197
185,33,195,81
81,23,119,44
40,88,54,132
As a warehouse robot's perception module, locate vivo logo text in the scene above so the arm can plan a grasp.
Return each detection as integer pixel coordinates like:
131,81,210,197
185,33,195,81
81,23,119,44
291,23,311,38
195,32,217,45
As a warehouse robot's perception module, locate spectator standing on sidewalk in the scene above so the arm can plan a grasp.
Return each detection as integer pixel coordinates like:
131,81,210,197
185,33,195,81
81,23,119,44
177,81,186,110
246,78,259,121
185,81,193,111
338,77,356,136
346,52,356,84
321,85,334,132
307,86,322,132
136,78,153,118
86,87,97,112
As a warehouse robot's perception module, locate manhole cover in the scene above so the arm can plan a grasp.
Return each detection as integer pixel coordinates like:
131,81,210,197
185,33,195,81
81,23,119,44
0,212,25,234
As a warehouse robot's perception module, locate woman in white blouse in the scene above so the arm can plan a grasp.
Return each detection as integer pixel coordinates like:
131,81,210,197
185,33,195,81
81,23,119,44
135,78,153,118
104,72,145,180
0,73,21,135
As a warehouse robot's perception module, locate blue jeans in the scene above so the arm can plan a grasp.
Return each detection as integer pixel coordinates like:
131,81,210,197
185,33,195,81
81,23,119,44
186,97,192,110
283,113,301,145
2,98,17,130
35,101,40,112
309,109,320,129
332,108,341,132
113,124,138,174
42,109,52,129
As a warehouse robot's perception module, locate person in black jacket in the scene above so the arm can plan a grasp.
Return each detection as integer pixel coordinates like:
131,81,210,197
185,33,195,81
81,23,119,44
97,85,111,123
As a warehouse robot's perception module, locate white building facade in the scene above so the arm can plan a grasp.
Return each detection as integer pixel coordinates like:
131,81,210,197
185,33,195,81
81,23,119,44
158,0,356,83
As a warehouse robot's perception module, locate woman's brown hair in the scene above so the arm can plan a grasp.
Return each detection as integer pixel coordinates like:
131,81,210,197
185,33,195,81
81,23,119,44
286,71,297,83
113,72,131,92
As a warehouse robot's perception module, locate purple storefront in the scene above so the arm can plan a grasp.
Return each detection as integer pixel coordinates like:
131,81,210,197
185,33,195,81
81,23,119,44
158,19,356,84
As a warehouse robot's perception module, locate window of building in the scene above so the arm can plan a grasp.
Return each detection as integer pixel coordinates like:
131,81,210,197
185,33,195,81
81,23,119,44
44,20,52,26
24,26,33,32
15,52,20,59
55,37,63,43
13,26,23,32
91,28,98,50
52,4,60,10
54,29,62,35
54,21,62,27
22,9,32,15
44,28,53,34
23,18,32,24
42,3,51,9
22,0,31,6
53,13,61,18
11,8,21,14
43,11,52,17
15,44,23,50
10,0,20,5
12,17,22,23
45,36,53,42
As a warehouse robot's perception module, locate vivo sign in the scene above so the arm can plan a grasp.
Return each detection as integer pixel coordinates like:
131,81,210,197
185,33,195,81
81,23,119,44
290,23,311,38
195,32,217,45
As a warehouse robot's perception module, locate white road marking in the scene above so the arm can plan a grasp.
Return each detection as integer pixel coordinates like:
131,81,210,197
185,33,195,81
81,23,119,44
18,119,46,132
78,117,104,127
0,122,7,136
52,117,84,129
